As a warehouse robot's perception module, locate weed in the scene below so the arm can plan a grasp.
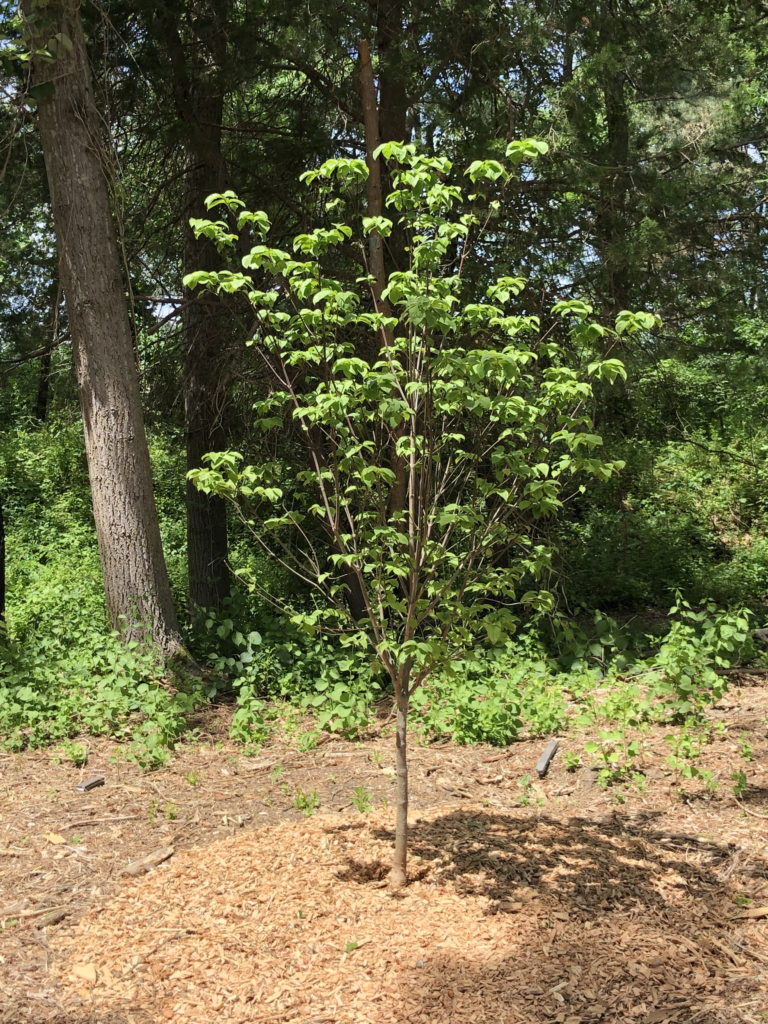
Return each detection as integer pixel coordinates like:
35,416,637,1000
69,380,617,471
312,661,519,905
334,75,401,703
563,751,582,771
295,729,320,752
229,685,270,749
270,764,285,782
62,740,88,767
739,738,754,762
184,771,200,787
164,801,179,820
293,787,320,816
585,730,643,787
351,785,373,813
516,774,537,806
732,770,749,798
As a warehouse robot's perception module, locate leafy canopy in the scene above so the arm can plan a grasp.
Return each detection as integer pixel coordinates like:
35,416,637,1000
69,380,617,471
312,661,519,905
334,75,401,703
185,141,652,690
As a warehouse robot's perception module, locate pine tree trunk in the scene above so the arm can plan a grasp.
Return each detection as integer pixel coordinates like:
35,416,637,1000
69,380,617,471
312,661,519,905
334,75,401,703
376,1,408,271
149,6,233,611
0,490,5,625
183,93,231,611
596,14,631,316
24,0,184,657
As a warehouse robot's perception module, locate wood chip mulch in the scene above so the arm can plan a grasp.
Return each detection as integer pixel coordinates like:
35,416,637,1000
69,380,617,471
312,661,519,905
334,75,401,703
37,806,768,1024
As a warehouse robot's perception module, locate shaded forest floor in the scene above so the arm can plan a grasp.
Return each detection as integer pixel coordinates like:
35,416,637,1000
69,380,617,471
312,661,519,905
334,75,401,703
2,678,768,1024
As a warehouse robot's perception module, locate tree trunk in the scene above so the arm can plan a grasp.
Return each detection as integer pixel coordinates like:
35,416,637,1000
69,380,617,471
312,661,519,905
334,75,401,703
376,1,408,272
357,32,408,515
596,15,631,316
389,671,409,890
183,95,231,611
23,0,184,657
150,6,232,611
0,490,5,625
358,39,388,313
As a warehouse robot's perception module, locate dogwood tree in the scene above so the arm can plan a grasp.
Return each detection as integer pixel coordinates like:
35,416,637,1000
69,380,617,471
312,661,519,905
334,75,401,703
186,142,655,887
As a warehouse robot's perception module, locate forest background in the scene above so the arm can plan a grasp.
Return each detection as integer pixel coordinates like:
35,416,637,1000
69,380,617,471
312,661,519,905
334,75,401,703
1,0,767,793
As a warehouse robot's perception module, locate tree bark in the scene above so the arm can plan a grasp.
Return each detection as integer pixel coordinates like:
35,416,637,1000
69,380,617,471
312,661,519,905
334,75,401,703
375,1,408,267
0,490,5,626
182,94,232,611
596,15,631,316
150,5,232,611
358,38,388,313
23,0,184,656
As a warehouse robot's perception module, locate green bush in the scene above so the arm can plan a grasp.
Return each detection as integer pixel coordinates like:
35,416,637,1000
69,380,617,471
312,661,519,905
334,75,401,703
412,640,578,745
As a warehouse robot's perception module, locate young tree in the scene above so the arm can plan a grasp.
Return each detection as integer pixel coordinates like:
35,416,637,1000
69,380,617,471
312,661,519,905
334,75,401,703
21,0,184,656
187,143,653,887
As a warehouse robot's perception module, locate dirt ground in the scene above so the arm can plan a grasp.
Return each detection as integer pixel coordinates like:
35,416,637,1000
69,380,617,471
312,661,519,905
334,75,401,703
1,677,768,1024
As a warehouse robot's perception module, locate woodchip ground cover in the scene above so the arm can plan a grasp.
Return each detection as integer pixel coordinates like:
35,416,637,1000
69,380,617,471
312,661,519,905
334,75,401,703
1,680,767,1024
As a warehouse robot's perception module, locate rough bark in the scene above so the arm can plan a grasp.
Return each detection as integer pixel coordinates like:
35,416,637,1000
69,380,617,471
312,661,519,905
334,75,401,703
23,0,184,656
358,39,388,313
151,6,232,611
375,0,409,272
377,20,407,145
182,95,232,611
357,32,408,517
0,491,5,625
596,15,631,315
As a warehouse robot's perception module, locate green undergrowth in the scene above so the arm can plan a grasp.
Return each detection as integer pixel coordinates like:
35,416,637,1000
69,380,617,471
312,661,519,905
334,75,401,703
562,428,768,609
1,588,756,785
0,619,214,768
0,420,761,783
190,595,757,797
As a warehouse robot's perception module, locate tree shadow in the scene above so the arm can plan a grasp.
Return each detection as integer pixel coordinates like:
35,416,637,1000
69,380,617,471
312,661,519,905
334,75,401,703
338,810,765,1022
415,810,736,910
737,783,768,810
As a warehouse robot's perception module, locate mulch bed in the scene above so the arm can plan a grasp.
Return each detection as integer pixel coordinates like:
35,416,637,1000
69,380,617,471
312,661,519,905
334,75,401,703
2,683,768,1023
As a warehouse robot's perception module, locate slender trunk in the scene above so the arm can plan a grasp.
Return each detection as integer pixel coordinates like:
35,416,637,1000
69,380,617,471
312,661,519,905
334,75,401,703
23,0,184,656
389,672,409,890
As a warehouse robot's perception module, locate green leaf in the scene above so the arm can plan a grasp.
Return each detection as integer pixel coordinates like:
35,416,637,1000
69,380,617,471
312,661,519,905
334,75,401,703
26,81,55,103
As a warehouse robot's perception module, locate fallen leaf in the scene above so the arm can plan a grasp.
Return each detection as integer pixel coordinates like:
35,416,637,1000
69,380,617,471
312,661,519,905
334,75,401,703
42,832,66,845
